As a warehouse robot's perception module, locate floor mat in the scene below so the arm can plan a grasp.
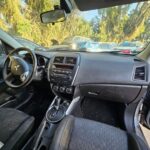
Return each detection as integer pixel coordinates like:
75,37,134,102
81,97,125,128
19,89,54,129
22,101,47,129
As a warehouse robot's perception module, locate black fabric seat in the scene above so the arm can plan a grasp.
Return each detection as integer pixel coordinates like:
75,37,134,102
0,108,34,150
50,115,149,150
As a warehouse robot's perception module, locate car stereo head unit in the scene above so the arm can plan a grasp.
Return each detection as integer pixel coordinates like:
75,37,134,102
48,54,80,95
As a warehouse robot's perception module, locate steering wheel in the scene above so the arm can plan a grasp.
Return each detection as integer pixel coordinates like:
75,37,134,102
3,47,37,88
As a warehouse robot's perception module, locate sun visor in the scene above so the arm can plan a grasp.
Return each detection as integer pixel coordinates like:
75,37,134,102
73,0,149,11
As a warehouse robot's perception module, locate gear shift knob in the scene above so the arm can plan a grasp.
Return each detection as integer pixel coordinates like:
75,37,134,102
55,98,61,110
46,97,66,123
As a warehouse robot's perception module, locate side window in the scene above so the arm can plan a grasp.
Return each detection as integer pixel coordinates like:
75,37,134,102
0,40,6,69
0,40,5,56
0,51,2,57
0,41,4,79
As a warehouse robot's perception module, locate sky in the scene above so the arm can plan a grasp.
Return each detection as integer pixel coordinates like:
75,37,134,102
81,2,140,21
82,10,98,21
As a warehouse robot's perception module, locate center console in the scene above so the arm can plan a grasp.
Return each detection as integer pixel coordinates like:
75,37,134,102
32,96,80,150
48,54,80,97
45,53,80,125
30,54,80,150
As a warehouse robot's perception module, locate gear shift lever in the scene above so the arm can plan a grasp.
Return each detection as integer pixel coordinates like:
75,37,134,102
55,97,61,110
46,97,66,123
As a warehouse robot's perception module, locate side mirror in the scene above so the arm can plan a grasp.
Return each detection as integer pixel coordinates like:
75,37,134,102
40,9,66,24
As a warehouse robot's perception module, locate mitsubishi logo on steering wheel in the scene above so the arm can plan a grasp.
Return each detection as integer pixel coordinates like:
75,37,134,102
14,65,20,71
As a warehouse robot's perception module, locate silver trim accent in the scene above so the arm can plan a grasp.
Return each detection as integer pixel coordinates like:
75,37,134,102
46,96,58,121
33,96,58,150
47,59,52,82
0,141,4,149
134,98,144,138
33,121,46,150
66,96,80,115
0,100,16,108
88,91,98,96
48,96,58,109
71,65,79,86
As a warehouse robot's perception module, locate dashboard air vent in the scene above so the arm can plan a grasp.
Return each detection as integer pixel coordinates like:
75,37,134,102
134,66,145,81
66,57,77,65
54,57,64,63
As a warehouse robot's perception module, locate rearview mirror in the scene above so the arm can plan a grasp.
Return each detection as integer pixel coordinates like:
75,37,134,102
40,9,66,24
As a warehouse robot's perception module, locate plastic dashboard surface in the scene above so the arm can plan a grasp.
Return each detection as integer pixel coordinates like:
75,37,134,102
73,53,148,86
35,51,149,103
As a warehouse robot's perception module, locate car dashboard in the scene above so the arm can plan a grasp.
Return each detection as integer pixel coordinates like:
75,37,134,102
34,50,149,104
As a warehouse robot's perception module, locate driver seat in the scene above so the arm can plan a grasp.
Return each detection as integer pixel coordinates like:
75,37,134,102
0,108,34,150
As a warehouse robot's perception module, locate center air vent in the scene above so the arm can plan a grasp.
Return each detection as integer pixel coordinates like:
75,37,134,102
134,66,145,81
65,57,77,65
54,57,64,63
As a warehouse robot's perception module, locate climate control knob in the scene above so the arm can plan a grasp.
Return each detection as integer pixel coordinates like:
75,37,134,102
53,85,59,91
60,87,66,93
66,87,73,94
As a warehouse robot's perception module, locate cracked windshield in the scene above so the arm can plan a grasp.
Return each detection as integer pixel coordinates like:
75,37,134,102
0,0,150,54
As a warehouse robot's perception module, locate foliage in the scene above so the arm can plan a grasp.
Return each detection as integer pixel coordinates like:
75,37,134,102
97,3,150,43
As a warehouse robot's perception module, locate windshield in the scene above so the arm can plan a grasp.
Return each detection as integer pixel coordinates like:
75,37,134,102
14,37,44,51
119,41,142,47
0,0,149,54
